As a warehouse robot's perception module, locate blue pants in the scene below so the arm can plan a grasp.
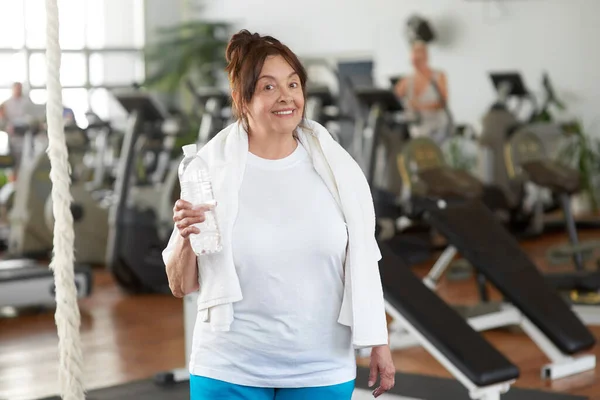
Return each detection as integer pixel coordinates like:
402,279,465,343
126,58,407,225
190,374,355,400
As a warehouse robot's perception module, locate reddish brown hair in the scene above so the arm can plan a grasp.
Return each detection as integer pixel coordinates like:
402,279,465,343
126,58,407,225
225,30,308,130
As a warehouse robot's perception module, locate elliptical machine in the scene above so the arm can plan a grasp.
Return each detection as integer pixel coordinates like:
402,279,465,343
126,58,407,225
480,72,600,293
479,72,551,235
43,120,116,265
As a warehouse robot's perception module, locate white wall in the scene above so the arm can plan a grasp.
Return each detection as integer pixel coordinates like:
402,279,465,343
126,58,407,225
196,0,600,134
144,0,186,107
145,0,184,46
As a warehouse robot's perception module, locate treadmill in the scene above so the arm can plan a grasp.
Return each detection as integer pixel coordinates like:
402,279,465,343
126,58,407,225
105,91,173,294
0,258,92,314
189,87,231,145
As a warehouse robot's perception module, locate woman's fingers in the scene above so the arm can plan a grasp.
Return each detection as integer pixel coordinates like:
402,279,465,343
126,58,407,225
173,201,214,222
180,226,200,238
173,208,207,222
175,216,205,230
173,199,193,212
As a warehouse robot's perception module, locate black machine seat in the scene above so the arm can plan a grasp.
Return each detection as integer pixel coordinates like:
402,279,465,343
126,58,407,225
505,128,579,194
398,137,484,201
418,167,484,200
421,198,596,355
521,159,580,195
379,242,520,387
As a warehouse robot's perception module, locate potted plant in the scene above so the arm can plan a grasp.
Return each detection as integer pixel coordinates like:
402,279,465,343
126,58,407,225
530,73,600,214
557,120,600,214
144,19,231,93
142,16,232,149
443,125,478,173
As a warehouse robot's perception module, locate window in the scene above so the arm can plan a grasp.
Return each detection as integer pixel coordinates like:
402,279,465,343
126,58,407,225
90,88,128,122
0,4,24,48
0,0,145,125
29,53,87,87
90,52,145,86
86,0,145,49
0,53,27,86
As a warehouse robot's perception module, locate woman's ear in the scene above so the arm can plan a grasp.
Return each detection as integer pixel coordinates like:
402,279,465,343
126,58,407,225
231,90,239,109
232,91,248,115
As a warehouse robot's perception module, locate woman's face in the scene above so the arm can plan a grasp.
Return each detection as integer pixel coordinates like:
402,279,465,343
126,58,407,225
411,44,428,70
245,55,304,135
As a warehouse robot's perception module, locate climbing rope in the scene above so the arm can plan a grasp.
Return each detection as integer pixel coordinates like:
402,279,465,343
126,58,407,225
45,0,85,398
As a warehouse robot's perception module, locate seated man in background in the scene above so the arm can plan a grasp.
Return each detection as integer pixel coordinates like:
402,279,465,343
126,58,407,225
394,41,451,144
0,82,37,177
0,82,35,130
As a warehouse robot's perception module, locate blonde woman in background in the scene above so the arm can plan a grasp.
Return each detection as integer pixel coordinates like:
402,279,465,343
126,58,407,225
394,41,451,144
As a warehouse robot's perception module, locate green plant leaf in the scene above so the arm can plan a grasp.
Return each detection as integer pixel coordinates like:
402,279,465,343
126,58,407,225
143,18,231,93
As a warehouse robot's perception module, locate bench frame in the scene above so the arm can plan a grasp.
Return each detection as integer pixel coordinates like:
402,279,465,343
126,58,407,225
385,299,514,400
390,245,597,380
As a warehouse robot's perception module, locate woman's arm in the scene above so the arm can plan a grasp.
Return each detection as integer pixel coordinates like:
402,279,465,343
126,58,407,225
438,71,448,102
393,78,408,99
164,200,212,297
165,234,199,298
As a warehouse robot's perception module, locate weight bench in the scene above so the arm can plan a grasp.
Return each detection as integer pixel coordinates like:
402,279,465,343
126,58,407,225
405,196,597,380
378,241,520,400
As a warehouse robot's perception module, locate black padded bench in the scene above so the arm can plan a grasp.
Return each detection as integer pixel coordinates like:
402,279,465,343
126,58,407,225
378,242,520,388
419,197,596,355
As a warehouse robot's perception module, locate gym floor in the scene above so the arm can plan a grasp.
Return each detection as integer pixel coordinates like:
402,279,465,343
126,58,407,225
1,229,599,400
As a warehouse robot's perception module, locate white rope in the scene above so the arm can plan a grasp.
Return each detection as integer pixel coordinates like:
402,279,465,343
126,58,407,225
45,0,85,399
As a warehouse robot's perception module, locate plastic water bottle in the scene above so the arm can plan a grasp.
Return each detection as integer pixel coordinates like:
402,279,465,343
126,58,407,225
178,144,222,255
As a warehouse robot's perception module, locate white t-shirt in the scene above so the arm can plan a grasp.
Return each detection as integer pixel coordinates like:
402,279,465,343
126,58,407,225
2,96,33,125
189,141,355,387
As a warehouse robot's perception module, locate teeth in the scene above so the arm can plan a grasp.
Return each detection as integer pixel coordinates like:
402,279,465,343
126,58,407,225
274,110,293,115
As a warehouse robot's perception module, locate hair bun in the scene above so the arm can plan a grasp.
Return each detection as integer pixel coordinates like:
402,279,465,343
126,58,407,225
226,29,261,64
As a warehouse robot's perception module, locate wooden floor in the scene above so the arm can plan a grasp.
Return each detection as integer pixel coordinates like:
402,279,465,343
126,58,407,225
1,229,600,400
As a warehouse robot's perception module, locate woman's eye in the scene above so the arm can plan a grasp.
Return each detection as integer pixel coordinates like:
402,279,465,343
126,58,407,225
290,82,299,88
265,84,274,91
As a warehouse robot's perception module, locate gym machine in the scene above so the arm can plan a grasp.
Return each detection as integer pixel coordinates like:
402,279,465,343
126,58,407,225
503,129,600,293
3,126,53,258
0,125,93,314
391,136,597,379
106,92,182,294
480,72,600,289
6,123,111,265
0,258,92,316
186,84,232,146
350,87,437,265
43,123,112,265
480,72,600,234
345,84,597,380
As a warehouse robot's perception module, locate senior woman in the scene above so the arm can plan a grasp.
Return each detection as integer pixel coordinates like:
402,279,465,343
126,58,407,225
163,29,395,400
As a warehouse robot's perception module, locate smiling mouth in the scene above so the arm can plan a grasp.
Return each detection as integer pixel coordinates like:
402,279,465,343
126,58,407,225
272,109,295,116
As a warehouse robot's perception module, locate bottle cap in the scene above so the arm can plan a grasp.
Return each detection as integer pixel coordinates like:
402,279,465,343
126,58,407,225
182,144,197,157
